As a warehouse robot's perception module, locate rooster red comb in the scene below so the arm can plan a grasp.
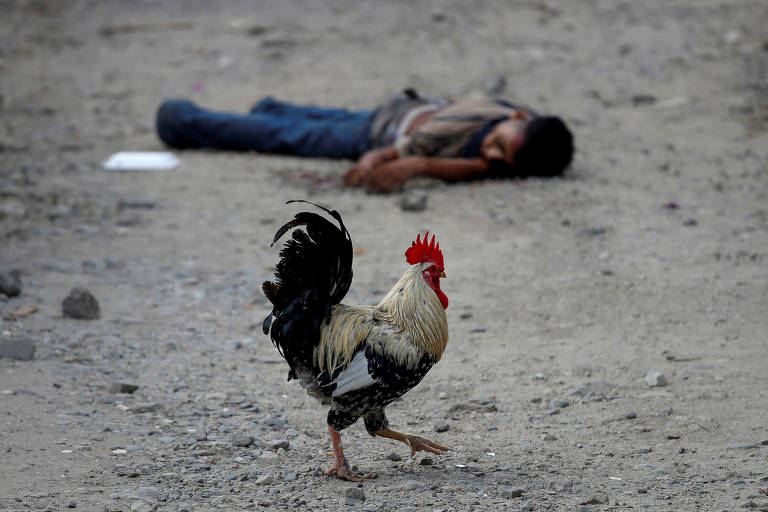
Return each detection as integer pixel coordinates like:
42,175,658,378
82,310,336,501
405,232,444,269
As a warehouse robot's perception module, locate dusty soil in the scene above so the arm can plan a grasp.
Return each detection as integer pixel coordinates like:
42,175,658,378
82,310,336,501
1,1,767,511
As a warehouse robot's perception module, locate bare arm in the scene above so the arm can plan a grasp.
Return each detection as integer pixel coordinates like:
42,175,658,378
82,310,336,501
344,147,399,187
360,156,491,193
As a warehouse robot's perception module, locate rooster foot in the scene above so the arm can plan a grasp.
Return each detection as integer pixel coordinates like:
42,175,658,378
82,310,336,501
324,460,371,482
404,434,450,456
374,428,450,457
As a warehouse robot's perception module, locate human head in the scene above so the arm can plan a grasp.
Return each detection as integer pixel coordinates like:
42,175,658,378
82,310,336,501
513,116,574,177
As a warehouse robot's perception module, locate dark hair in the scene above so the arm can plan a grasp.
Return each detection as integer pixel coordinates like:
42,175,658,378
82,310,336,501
513,116,574,177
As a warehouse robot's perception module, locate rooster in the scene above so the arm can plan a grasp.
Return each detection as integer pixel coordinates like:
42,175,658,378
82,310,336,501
262,200,450,481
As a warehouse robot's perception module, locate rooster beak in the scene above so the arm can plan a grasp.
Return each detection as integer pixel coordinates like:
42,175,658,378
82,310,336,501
440,271,446,279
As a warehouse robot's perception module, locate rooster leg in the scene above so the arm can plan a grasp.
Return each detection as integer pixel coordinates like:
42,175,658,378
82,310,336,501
323,425,371,482
374,428,450,457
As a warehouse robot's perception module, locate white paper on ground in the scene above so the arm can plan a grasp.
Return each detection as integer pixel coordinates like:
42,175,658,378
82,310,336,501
103,151,180,171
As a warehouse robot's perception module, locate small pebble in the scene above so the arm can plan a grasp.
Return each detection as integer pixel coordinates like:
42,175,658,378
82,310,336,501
550,399,569,409
399,190,428,212
108,382,139,394
232,435,254,447
645,370,668,387
271,439,289,450
0,269,22,297
0,338,36,361
62,287,100,320
435,422,450,433
344,487,365,501
500,487,525,498
419,457,433,465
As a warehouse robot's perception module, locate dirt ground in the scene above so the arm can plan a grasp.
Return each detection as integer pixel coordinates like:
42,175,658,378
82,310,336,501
1,1,767,511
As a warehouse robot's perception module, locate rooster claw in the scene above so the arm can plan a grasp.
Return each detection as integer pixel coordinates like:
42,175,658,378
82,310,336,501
406,434,450,456
324,461,371,482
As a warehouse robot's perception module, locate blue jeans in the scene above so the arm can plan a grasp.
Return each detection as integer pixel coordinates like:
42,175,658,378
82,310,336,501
156,97,376,159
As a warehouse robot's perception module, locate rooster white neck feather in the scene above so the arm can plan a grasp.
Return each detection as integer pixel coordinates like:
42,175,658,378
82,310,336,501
313,263,449,374
375,263,449,360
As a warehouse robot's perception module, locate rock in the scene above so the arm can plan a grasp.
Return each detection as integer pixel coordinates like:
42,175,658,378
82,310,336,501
0,269,22,297
129,501,152,512
448,399,498,413
344,487,365,501
399,190,428,212
625,410,637,419
254,475,274,485
520,502,534,512
644,370,668,387
233,435,254,447
636,446,652,454
283,472,297,481
108,382,139,394
270,439,289,450
67,501,77,508
385,452,402,461
419,457,433,465
395,480,424,491
500,487,525,498
62,287,100,319
435,422,450,432
579,495,608,505
550,399,570,409
0,338,36,360
131,403,163,414
542,434,557,441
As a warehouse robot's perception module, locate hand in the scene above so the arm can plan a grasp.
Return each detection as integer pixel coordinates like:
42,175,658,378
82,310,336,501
362,156,425,193
344,148,395,187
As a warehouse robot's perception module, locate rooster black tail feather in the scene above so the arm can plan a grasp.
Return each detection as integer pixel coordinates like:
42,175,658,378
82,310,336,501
262,201,353,372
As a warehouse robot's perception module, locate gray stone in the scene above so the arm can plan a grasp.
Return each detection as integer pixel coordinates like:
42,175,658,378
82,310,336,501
0,338,36,360
636,446,652,454
520,502,534,512
435,422,450,432
500,487,525,498
644,370,668,387
448,399,498,413
579,495,608,505
625,410,638,419
233,435,254,447
62,287,100,319
419,457,433,465
0,269,22,297
254,474,274,485
344,487,365,501
399,190,428,212
550,399,570,409
108,381,139,394
542,434,557,441
129,501,152,512
271,439,289,450
385,452,402,461
283,472,297,481
396,480,425,491
131,403,163,414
